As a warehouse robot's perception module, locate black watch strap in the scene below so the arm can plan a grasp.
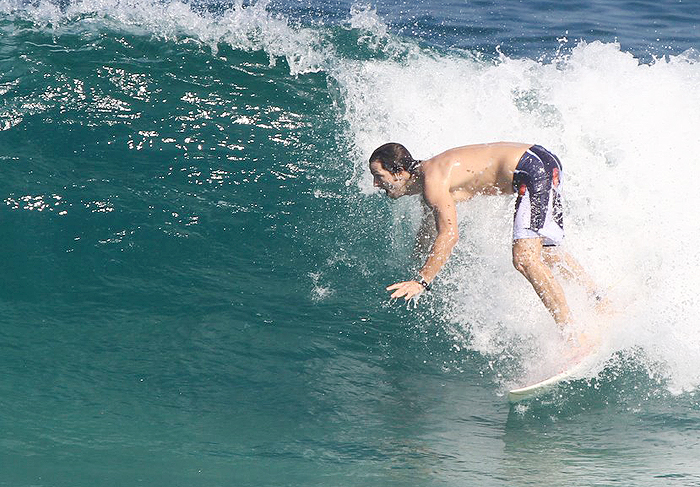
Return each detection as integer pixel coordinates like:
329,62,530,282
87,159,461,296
418,277,431,291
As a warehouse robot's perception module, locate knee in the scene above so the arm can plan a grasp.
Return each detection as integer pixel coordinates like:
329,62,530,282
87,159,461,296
512,251,531,276
512,244,538,276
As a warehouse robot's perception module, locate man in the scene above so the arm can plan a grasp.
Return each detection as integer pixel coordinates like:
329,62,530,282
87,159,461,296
369,141,603,329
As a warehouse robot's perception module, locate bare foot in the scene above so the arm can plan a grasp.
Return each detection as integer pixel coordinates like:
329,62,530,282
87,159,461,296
592,292,617,317
563,331,599,364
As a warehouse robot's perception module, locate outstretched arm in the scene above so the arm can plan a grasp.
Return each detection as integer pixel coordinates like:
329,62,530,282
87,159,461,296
387,183,459,301
416,188,459,282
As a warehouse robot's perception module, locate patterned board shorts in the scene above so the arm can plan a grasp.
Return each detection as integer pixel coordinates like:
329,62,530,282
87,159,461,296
512,145,564,247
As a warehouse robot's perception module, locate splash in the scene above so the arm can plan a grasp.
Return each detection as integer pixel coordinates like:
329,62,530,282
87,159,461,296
0,0,332,74
340,32,700,393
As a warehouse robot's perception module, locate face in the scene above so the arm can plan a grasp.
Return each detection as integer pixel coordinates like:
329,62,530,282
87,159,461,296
369,161,409,199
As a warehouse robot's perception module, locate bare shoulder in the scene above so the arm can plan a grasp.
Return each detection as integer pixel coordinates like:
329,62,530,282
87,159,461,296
420,155,456,206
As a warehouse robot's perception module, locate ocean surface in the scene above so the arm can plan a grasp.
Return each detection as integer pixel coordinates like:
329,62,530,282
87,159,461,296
2,0,700,485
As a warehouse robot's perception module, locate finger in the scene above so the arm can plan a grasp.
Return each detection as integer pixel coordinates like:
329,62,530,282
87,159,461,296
386,282,407,291
403,290,420,301
390,288,408,299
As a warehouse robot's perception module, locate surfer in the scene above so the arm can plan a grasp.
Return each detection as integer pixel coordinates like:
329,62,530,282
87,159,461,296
369,142,605,329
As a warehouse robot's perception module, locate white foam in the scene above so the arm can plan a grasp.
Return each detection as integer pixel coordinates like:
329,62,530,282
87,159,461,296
0,0,332,75
342,33,700,393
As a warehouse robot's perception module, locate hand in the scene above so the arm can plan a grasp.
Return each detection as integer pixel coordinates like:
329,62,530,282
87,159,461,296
386,280,424,301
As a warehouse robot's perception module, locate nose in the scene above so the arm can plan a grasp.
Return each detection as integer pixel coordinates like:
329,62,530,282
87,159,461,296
373,178,380,187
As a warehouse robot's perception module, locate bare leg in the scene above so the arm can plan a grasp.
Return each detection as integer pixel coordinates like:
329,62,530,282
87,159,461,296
542,246,613,314
512,238,572,328
541,247,597,295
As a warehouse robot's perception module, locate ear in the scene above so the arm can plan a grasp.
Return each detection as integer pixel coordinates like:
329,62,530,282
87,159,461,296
394,169,409,181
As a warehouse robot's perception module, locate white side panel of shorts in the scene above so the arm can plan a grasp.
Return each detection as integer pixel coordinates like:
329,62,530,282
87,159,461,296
513,189,537,240
539,187,564,246
512,188,564,246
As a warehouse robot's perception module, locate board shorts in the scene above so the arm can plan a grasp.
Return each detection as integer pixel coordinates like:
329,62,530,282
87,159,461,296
512,145,564,246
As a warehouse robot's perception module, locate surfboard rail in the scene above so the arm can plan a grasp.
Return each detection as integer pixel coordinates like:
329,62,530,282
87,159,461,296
507,360,590,402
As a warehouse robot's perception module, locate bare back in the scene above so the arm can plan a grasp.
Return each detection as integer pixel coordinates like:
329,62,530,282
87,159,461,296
421,142,532,202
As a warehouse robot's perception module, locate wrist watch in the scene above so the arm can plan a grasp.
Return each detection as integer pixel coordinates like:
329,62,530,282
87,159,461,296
417,277,431,291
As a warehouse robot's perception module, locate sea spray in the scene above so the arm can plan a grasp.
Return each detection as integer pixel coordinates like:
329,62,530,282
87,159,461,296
343,30,700,393
0,0,332,74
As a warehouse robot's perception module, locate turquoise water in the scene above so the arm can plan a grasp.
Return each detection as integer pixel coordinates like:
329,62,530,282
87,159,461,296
2,0,700,485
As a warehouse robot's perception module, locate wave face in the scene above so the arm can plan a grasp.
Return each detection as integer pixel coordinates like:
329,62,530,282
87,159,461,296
2,1,700,485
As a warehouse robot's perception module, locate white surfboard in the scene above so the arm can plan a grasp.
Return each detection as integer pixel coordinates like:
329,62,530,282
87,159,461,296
507,347,598,403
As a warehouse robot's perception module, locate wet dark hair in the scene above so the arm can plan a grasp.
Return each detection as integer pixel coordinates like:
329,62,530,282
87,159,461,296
369,143,420,175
